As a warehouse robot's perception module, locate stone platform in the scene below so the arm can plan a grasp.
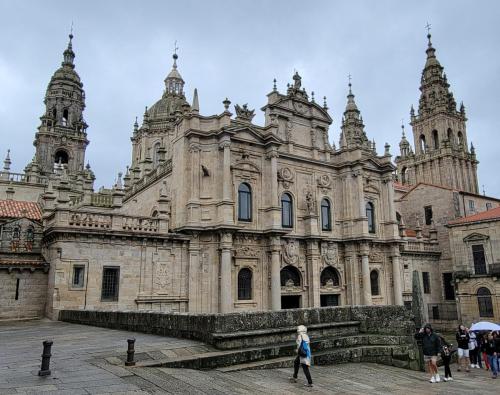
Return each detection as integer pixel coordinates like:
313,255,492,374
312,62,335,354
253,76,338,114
1,320,498,394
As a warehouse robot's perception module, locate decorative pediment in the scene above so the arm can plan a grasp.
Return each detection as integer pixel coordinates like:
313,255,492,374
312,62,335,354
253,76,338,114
232,159,261,174
463,233,489,243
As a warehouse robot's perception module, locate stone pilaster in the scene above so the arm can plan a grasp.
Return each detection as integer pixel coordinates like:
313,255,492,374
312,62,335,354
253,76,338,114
188,232,200,312
306,240,321,308
269,235,281,311
360,244,371,305
391,246,404,305
219,232,233,313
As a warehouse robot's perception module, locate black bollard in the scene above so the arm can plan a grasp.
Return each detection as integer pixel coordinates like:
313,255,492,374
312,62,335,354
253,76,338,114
38,340,53,376
125,338,136,366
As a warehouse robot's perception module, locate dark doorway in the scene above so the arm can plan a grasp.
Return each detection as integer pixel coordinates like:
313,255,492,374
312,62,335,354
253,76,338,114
281,295,301,309
320,294,339,307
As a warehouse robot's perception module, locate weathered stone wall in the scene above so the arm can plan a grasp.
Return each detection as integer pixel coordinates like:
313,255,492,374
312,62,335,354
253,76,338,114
0,269,47,320
60,305,415,345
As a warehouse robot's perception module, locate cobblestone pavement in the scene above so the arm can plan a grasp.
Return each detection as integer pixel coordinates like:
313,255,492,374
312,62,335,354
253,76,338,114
1,320,499,394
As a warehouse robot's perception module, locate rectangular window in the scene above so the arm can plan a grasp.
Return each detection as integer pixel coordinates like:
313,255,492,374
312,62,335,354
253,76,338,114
422,272,431,294
320,294,339,307
486,202,492,210
432,305,440,320
472,245,487,275
15,278,20,300
72,265,85,288
469,200,475,211
404,301,412,310
442,273,455,300
424,206,433,225
101,267,120,302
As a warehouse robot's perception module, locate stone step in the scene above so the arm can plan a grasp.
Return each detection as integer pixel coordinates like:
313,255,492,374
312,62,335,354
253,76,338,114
215,344,418,372
134,335,414,371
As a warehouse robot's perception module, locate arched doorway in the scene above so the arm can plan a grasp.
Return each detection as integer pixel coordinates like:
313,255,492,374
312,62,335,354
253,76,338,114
280,265,302,309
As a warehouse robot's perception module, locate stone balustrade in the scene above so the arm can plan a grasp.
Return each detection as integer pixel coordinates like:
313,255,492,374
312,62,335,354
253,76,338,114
45,209,164,235
0,171,48,185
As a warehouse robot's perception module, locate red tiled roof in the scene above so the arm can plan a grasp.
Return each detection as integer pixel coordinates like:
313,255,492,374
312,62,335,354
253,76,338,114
448,206,500,225
405,229,417,237
0,200,42,221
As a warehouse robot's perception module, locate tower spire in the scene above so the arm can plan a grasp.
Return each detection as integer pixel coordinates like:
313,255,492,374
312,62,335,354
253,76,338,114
62,30,75,68
164,43,184,96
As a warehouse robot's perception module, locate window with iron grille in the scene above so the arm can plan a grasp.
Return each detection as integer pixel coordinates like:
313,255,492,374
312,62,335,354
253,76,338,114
472,245,487,275
237,268,252,300
477,287,493,317
101,267,120,301
72,265,85,288
422,272,431,294
370,270,379,296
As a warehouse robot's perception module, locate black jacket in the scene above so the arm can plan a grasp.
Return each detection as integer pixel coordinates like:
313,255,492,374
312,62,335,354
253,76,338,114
456,330,469,349
484,339,497,356
415,329,441,356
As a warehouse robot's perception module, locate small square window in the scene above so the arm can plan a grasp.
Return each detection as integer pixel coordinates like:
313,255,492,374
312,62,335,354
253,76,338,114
486,202,492,210
72,265,85,288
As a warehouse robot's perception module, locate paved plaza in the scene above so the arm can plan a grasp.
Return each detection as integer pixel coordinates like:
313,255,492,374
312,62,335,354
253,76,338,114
1,320,499,394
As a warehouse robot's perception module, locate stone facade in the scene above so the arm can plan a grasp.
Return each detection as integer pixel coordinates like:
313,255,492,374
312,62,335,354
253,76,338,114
448,208,500,324
0,32,497,324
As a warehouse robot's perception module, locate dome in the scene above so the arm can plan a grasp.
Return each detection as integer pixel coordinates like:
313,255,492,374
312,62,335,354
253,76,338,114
148,94,189,120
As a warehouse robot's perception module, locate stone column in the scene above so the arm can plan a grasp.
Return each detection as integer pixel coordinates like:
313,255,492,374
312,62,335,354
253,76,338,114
189,142,200,200
268,149,279,206
188,232,200,312
391,246,404,305
270,236,281,310
360,245,371,305
219,232,233,313
221,140,231,201
306,240,321,308
355,170,365,218
387,178,396,222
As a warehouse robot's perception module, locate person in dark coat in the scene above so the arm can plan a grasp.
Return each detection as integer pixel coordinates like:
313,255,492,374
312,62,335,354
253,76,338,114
456,324,470,372
440,336,455,381
415,323,442,383
484,332,498,379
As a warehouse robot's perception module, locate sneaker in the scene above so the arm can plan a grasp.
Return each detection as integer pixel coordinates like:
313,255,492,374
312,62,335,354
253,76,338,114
430,376,436,383
443,377,448,382
304,383,313,387
448,377,453,381
435,374,441,382
289,377,297,383
492,376,497,379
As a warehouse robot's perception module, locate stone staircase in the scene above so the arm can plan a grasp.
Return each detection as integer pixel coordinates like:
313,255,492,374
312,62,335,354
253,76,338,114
132,334,418,371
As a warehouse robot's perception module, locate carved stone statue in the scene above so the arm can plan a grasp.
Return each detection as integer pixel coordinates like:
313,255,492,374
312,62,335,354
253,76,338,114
234,103,255,122
282,239,299,265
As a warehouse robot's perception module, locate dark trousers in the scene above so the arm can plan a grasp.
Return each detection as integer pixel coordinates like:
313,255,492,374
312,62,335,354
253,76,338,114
470,348,478,365
442,355,452,378
293,356,313,384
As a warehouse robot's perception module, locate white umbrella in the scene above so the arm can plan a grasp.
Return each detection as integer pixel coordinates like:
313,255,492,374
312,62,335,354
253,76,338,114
470,321,500,332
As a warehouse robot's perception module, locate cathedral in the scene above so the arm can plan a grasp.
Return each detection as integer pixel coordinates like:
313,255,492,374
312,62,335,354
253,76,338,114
1,31,499,325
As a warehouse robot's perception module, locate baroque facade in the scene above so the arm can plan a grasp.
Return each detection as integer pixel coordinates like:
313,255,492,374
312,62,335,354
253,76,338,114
0,32,497,324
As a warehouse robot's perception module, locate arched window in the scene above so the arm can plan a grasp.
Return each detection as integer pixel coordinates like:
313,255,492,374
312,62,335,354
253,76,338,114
320,267,340,287
54,150,69,165
62,109,69,126
25,226,34,242
419,135,426,153
238,268,252,300
321,198,332,231
401,167,408,184
281,193,293,228
477,287,493,317
457,131,464,148
370,270,379,296
447,128,454,146
396,212,402,225
238,183,252,221
152,142,161,166
432,130,439,149
366,202,375,233
280,265,301,287
12,226,21,240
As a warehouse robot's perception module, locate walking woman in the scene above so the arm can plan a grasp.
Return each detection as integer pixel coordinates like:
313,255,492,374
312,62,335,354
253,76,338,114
456,324,470,372
290,325,313,387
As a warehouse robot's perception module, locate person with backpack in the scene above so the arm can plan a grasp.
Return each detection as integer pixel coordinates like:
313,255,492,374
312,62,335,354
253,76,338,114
289,325,313,387
456,324,470,372
415,323,442,383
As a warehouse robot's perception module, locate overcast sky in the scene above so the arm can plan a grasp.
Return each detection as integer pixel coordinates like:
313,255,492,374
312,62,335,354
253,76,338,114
1,0,499,196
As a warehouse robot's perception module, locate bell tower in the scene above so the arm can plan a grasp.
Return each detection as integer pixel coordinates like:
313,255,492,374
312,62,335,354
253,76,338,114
396,32,479,193
34,33,89,176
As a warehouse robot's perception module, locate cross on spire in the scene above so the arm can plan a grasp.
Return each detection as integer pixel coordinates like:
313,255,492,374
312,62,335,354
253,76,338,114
425,22,431,35
174,40,179,55
348,73,352,94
